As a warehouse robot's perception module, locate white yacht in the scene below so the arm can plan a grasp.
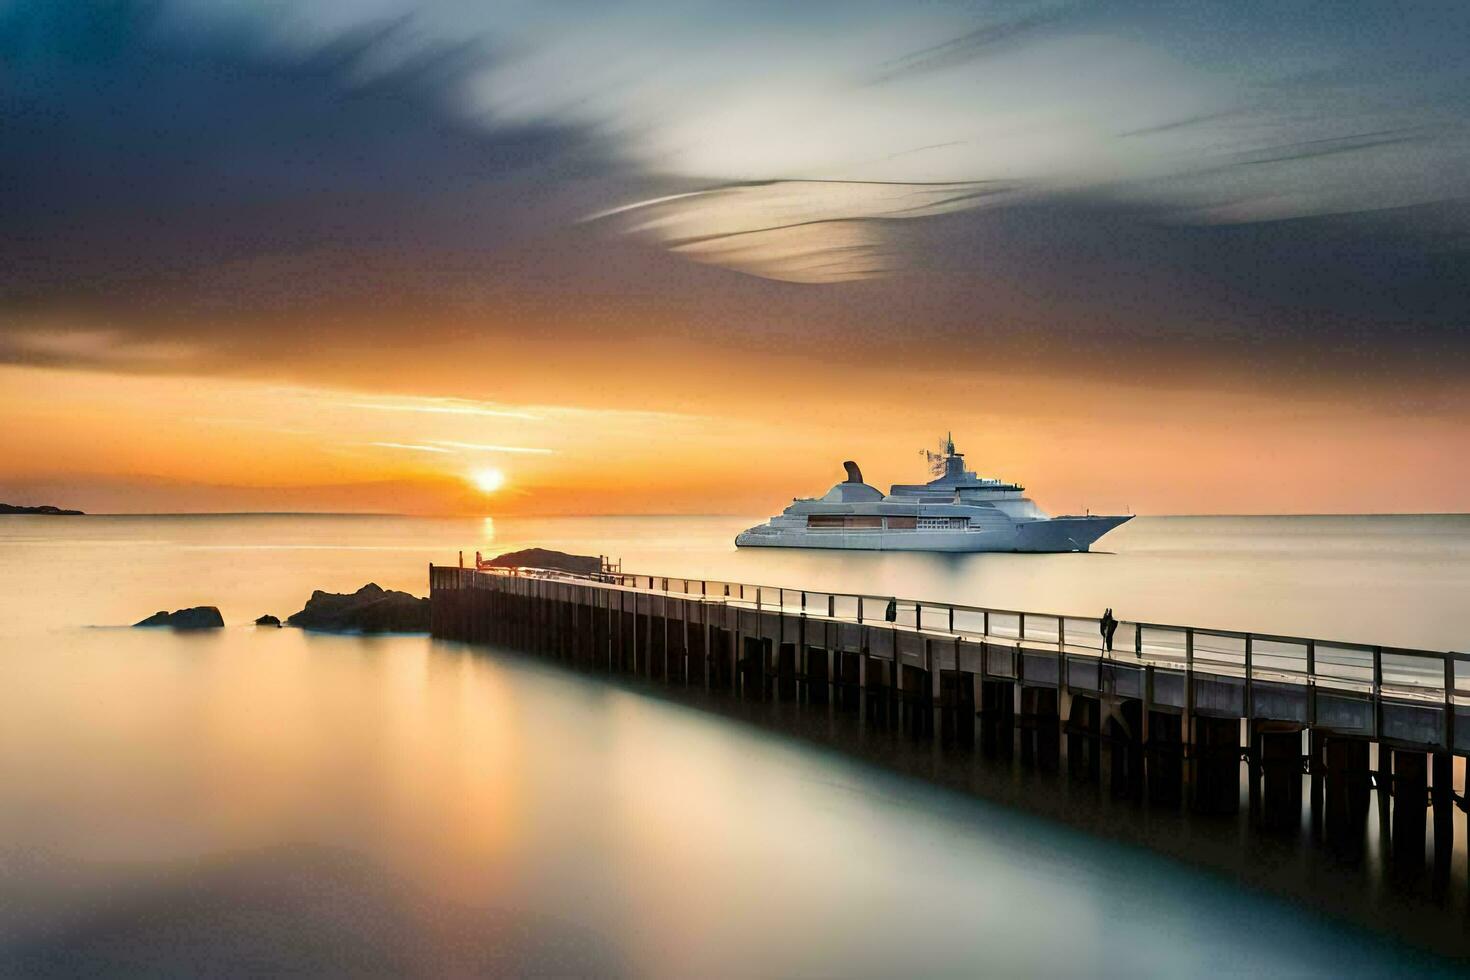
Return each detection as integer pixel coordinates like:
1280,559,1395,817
735,436,1131,553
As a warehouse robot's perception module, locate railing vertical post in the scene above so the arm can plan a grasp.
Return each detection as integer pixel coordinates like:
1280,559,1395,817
1306,639,1316,725
702,593,711,692
858,597,864,623
1018,612,1026,641
1244,634,1253,721
1373,645,1383,738
1444,655,1455,750
1184,628,1195,742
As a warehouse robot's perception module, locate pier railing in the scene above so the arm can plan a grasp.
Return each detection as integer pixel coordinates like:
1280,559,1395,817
447,563,1469,718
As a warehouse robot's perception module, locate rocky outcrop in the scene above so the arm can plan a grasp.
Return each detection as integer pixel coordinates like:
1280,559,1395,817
482,548,600,575
254,614,282,627
1,503,84,515
134,606,224,629
286,583,429,633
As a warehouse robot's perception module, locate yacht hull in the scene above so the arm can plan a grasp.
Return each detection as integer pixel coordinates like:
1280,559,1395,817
735,516,1131,553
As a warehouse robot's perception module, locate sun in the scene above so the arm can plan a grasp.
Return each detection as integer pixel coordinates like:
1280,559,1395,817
470,467,506,494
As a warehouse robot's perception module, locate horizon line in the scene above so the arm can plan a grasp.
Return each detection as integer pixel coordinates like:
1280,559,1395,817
7,510,1470,519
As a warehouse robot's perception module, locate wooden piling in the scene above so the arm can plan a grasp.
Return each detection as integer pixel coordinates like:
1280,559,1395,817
427,562,1466,877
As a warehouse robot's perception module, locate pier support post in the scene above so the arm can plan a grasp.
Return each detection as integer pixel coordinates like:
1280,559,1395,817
671,602,688,684
1432,751,1454,884
709,628,733,691
835,651,861,713
805,647,830,705
1391,749,1428,869
1109,700,1144,799
1147,711,1183,807
686,619,706,686
648,612,666,681
1192,716,1241,815
940,670,976,748
635,606,651,677
1309,729,1324,839
1020,687,1059,771
1256,726,1304,833
777,642,798,701
740,637,770,700
980,680,1014,759
901,664,932,738
1067,695,1101,782
864,656,891,728
1322,736,1371,856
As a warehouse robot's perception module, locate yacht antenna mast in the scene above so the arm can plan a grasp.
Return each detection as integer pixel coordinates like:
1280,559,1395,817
922,432,955,478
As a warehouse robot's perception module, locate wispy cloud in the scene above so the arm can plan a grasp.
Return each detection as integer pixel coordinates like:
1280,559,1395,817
428,440,555,455
365,439,554,456
597,179,1013,282
867,5,1075,85
0,328,199,367
191,417,321,437
367,442,454,454
341,399,541,421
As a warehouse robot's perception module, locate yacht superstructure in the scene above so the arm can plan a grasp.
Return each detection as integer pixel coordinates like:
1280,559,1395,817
735,436,1130,553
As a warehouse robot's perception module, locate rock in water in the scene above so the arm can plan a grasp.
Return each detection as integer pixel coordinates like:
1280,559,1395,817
286,583,429,633
481,548,600,575
255,614,282,627
134,606,225,629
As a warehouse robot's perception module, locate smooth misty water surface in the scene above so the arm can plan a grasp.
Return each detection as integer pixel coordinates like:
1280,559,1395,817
1,514,1467,975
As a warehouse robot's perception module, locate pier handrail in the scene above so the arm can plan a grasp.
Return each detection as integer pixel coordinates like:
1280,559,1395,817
453,562,1467,705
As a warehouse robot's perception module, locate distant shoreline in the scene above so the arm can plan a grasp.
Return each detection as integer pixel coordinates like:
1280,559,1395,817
0,503,85,516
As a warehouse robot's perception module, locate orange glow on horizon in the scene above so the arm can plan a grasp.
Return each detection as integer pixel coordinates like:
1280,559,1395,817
1,363,1468,517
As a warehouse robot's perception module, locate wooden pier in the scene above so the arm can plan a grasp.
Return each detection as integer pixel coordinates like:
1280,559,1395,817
429,562,1467,870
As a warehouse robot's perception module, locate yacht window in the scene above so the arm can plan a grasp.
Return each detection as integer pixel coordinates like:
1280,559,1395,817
886,516,917,530
807,515,882,529
917,517,968,530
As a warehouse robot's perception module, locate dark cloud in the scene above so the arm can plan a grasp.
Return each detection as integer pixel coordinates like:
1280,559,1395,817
1,0,1467,406
0,0,623,327
892,194,1470,360
1117,112,1237,139
1210,129,1426,172
867,4,1076,85
585,179,1470,404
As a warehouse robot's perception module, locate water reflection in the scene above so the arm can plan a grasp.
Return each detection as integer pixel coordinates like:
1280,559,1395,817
2,514,1469,974
2,625,1464,975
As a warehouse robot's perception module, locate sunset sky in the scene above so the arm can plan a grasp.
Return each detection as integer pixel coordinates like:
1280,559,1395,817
3,0,1468,515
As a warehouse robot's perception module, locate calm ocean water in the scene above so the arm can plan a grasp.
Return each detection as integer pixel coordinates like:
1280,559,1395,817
1,513,1467,974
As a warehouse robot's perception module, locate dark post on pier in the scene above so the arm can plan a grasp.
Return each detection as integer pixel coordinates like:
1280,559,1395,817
429,560,1468,887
